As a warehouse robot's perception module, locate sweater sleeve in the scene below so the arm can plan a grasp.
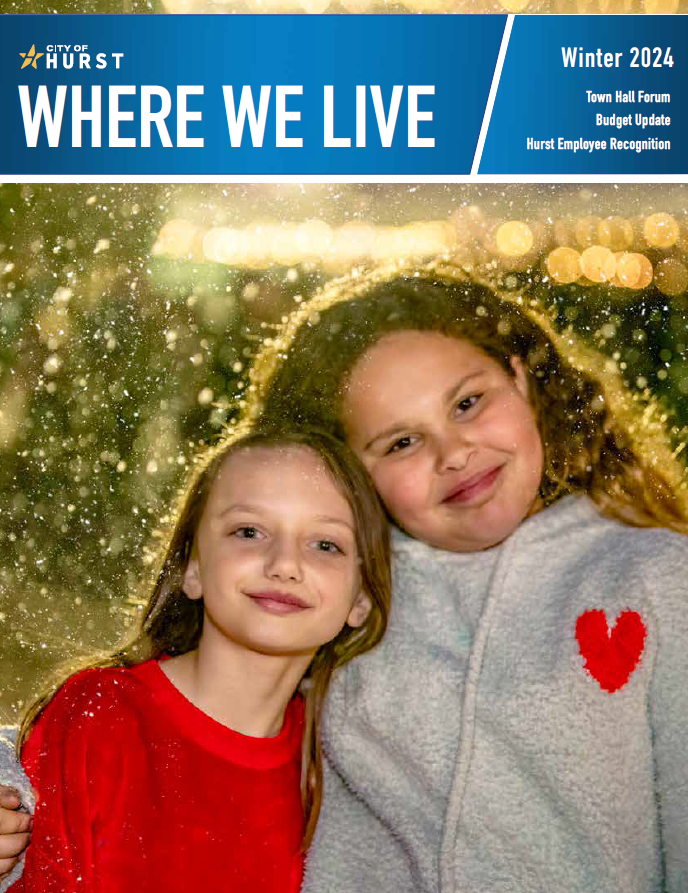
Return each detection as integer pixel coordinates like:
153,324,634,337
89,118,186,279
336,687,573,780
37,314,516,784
0,727,34,813
9,670,143,893
642,533,688,893
0,727,34,893
0,730,21,788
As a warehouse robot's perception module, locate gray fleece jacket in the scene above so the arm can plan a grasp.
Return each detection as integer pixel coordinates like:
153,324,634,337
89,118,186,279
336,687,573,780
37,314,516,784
2,497,687,892
301,496,688,893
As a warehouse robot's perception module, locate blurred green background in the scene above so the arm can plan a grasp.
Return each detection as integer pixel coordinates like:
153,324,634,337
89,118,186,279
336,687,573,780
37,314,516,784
1,182,687,722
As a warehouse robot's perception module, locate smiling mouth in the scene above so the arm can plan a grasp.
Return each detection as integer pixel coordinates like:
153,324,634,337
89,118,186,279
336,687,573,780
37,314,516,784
245,591,311,615
443,466,503,504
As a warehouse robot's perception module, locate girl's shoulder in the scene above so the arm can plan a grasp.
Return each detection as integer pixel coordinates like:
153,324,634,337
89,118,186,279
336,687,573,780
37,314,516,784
578,497,686,559
20,663,165,825
19,664,158,780
524,494,687,555
528,497,688,608
56,661,147,697
37,662,156,737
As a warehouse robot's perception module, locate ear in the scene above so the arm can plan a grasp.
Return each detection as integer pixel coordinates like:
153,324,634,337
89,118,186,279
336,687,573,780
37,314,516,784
347,590,372,628
510,355,529,400
182,558,203,601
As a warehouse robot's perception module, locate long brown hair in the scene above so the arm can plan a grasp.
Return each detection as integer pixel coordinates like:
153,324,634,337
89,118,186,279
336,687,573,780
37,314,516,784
18,425,391,850
244,261,688,532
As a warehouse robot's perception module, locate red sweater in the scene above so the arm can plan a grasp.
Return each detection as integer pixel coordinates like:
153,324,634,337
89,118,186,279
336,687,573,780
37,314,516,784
13,661,305,893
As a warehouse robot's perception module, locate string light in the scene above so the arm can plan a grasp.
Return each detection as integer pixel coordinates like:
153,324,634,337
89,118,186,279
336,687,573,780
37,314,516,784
495,220,534,257
151,211,687,297
613,252,642,289
643,212,680,249
546,247,581,284
598,216,633,251
553,218,575,247
580,245,616,283
628,253,653,289
575,216,601,248
152,219,201,259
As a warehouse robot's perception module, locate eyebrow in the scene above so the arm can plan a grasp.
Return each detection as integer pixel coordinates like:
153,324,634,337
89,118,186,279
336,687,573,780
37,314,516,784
218,504,353,531
363,371,486,452
312,515,354,531
218,503,263,518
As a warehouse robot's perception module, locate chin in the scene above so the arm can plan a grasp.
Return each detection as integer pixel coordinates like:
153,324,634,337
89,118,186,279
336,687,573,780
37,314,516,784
443,518,520,553
247,640,312,658
481,521,521,550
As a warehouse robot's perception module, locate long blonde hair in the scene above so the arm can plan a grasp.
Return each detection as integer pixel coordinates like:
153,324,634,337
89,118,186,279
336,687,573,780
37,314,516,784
243,260,688,533
18,425,391,850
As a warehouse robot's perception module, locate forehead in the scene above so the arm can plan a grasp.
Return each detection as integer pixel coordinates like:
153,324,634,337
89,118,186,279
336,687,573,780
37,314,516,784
352,329,493,377
206,444,352,517
347,331,495,399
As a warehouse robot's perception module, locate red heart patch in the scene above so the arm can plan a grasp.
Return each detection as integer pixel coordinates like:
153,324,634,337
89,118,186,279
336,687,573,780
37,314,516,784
575,608,646,693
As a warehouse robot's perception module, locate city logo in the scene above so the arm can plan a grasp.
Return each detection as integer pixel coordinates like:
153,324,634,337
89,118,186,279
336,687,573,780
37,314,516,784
18,45,124,70
19,45,44,69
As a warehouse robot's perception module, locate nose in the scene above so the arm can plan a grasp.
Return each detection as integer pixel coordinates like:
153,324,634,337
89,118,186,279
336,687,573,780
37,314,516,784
265,536,303,583
435,428,475,474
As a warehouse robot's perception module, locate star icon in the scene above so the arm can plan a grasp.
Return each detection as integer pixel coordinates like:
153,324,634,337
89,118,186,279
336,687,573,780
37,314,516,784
20,45,44,70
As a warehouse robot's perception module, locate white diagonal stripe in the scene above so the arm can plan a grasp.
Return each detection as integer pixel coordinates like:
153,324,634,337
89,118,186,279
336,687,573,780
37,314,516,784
470,13,514,176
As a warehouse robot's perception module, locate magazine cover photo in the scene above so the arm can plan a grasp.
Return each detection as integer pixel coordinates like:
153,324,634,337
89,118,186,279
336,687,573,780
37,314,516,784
0,182,687,891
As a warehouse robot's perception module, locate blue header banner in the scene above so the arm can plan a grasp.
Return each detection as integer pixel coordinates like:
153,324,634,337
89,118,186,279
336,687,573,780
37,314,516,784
2,15,687,176
1,15,506,175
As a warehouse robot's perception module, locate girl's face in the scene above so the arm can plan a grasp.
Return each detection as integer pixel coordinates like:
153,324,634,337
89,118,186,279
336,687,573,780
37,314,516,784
342,331,544,553
184,446,370,657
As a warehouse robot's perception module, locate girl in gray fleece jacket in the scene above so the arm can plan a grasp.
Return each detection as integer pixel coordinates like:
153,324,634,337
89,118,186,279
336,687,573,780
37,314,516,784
2,262,687,892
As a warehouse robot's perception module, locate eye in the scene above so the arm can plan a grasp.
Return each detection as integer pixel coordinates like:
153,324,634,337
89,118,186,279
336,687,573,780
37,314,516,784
232,526,262,540
313,539,343,555
454,394,481,415
386,435,416,455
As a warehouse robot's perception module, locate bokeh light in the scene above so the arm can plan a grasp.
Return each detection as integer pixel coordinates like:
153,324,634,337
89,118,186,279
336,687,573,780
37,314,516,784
580,246,616,283
643,213,680,249
654,258,688,297
495,221,535,257
598,217,634,251
546,247,581,284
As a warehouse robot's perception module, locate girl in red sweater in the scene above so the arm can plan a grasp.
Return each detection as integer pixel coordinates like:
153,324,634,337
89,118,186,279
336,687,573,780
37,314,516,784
11,427,391,893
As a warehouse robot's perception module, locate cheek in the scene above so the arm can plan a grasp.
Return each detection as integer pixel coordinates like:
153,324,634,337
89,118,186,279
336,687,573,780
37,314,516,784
525,423,545,472
315,568,360,619
514,406,545,468
491,396,542,455
205,544,251,584
371,461,427,520
502,405,545,491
